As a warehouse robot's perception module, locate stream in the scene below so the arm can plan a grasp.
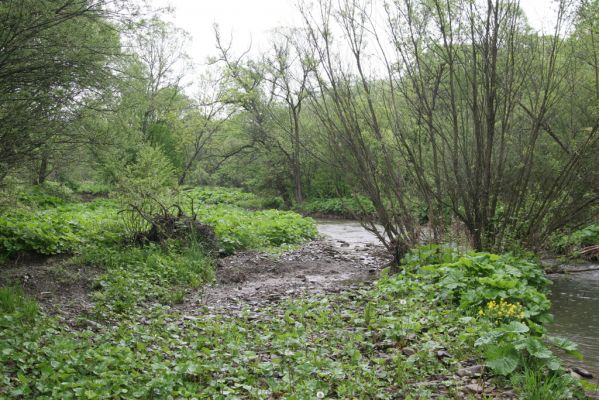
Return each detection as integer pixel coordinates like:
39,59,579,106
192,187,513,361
548,268,599,380
316,219,599,381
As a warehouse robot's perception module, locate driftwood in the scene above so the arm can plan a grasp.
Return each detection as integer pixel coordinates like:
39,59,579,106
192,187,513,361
123,199,218,253
580,245,599,261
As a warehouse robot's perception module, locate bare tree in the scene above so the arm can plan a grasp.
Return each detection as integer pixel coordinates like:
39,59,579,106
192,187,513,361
299,0,599,257
262,29,315,202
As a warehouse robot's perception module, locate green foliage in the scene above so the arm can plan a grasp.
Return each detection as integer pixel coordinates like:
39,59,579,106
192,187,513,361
552,224,599,256
0,276,489,398
0,244,585,399
412,248,552,329
78,242,213,314
0,287,38,323
511,368,579,400
195,205,318,254
0,200,124,258
75,181,112,195
115,145,179,237
394,245,584,396
0,185,316,259
296,196,375,217
182,186,263,208
182,186,284,210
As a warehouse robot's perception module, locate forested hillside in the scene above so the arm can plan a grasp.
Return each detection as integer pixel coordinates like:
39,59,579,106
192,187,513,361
1,0,598,398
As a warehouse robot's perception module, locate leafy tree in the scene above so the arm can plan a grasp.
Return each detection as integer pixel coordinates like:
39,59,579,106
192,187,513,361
0,0,122,183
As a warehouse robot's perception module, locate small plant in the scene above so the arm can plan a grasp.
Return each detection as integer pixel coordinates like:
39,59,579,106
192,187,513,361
512,368,578,400
295,196,375,217
0,286,38,323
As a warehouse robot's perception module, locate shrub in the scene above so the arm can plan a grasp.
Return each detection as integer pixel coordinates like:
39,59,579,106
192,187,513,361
194,205,318,254
0,200,125,258
296,196,375,217
182,186,263,209
385,245,583,389
552,224,599,259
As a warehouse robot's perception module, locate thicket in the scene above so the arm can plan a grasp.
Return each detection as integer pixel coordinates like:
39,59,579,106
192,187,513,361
0,185,317,260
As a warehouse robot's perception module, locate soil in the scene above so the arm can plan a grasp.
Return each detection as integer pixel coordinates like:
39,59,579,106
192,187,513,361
179,239,391,314
0,255,100,321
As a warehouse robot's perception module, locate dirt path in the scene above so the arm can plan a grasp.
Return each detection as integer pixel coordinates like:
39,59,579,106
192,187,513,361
179,237,391,315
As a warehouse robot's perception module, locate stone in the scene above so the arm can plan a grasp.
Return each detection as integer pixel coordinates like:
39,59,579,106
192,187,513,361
465,383,483,393
436,350,450,359
402,347,417,356
457,365,484,377
573,367,593,379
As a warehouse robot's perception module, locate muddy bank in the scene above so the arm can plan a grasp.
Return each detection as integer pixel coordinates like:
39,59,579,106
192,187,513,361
0,255,100,321
180,238,390,314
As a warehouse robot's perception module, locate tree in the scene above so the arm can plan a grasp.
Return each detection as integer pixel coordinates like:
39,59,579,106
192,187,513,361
298,0,599,257
0,0,122,183
262,30,315,203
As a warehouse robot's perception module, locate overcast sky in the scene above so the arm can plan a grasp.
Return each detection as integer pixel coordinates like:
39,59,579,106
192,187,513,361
151,0,562,86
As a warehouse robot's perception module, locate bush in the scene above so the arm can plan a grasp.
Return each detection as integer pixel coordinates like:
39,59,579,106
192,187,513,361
552,224,599,259
182,186,264,209
0,200,124,258
296,196,375,217
75,181,112,195
195,205,318,254
391,245,583,385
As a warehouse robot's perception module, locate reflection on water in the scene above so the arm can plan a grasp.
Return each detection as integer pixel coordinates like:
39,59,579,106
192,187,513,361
548,268,599,379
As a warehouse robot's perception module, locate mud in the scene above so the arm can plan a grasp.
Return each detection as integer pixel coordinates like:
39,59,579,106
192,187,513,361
180,238,391,314
0,255,100,320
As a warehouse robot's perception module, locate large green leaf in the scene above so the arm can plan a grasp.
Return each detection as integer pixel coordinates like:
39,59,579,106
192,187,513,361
547,336,584,361
485,344,520,375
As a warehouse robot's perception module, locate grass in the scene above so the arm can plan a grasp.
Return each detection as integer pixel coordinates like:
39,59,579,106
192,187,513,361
77,242,215,315
0,286,38,323
512,368,579,400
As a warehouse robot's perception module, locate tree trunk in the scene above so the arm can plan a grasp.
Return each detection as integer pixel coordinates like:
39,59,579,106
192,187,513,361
35,153,49,185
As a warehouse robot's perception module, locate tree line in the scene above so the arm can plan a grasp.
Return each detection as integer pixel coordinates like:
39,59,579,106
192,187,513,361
1,0,598,260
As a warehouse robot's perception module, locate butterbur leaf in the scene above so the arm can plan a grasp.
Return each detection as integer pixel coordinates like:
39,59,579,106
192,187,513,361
547,336,583,361
546,356,562,371
475,330,505,347
524,337,552,359
485,344,520,375
501,321,529,334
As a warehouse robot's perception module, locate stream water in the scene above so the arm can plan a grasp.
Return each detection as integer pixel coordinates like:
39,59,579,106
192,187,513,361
548,268,599,379
316,219,380,247
316,219,599,380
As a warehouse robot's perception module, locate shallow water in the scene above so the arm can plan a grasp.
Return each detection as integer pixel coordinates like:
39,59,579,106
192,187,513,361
548,268,599,379
316,219,381,247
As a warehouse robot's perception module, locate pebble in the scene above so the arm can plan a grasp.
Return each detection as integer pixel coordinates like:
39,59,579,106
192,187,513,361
465,383,483,393
402,347,417,356
457,365,484,377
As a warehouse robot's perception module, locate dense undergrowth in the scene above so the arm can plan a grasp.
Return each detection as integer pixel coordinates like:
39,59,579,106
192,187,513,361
0,184,317,260
295,196,375,218
0,245,590,399
551,224,599,260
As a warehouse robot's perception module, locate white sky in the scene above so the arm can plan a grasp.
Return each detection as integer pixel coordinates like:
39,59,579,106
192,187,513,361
154,0,561,69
